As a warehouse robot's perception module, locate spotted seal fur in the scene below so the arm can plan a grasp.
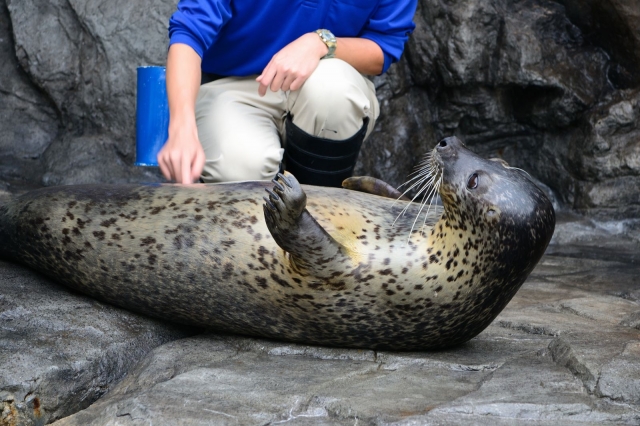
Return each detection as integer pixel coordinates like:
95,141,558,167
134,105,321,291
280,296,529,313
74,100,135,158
0,137,555,350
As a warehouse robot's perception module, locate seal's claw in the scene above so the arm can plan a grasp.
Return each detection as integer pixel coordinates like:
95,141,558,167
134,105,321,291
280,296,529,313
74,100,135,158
272,180,285,192
265,188,280,202
263,196,277,212
276,172,305,216
263,171,308,233
275,172,293,188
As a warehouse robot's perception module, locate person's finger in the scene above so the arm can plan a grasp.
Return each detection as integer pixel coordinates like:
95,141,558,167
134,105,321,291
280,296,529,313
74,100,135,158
158,150,175,182
289,74,309,92
191,148,205,183
258,62,277,97
167,151,181,184
258,80,268,97
270,69,286,93
181,153,192,184
158,153,170,181
281,73,298,92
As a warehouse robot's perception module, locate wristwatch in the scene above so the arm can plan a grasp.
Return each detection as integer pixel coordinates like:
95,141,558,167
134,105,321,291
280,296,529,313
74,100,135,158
315,29,337,59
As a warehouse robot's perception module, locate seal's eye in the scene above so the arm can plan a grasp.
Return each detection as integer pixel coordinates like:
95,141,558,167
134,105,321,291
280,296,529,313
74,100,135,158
467,173,479,189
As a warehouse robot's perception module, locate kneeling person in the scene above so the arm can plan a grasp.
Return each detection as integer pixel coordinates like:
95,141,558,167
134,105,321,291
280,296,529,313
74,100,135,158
158,0,418,186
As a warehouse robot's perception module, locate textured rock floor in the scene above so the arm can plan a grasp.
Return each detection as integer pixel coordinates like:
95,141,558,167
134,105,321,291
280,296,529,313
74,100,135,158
1,214,639,425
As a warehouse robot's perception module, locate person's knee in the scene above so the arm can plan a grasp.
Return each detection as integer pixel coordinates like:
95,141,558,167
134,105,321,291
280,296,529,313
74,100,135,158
241,145,283,180
291,60,373,138
299,68,366,119
202,145,283,183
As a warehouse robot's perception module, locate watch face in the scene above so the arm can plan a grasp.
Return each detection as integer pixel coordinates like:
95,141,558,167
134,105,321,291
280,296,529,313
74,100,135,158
321,30,335,42
316,29,337,58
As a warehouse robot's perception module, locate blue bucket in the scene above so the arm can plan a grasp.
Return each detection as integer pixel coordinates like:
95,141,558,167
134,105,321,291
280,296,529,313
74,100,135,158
135,66,169,166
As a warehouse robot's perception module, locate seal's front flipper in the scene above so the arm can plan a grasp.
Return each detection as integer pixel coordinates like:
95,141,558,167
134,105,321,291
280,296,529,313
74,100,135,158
342,176,410,201
263,172,348,274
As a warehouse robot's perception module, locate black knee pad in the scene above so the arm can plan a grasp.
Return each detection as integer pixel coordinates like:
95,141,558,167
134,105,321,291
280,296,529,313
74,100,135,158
283,114,369,187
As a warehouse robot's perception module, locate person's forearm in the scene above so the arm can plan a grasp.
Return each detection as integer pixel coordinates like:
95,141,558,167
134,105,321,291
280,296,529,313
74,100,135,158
334,37,384,76
158,43,205,184
166,43,202,131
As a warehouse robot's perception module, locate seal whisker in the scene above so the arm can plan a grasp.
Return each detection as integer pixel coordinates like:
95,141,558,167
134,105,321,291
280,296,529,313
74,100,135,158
396,152,435,187
408,176,442,241
393,151,444,242
393,162,439,208
418,179,443,236
397,162,436,191
392,172,437,227
392,152,439,221
409,151,443,237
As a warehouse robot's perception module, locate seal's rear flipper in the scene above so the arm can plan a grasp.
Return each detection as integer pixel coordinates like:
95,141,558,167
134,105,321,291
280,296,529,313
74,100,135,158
263,172,349,274
342,176,411,201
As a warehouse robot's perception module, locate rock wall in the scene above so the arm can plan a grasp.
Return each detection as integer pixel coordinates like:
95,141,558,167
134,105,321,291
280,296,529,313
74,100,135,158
0,0,638,217
1,0,174,187
363,0,640,219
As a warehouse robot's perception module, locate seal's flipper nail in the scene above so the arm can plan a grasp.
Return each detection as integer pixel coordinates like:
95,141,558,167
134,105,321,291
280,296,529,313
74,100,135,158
265,188,280,202
263,196,276,212
277,172,293,188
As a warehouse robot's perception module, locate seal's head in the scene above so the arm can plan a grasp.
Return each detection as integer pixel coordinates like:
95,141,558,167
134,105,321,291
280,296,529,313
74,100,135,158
444,137,555,269
424,136,555,294
434,137,552,226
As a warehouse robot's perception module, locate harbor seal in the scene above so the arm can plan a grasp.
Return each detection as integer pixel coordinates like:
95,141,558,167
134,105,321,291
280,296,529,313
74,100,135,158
0,137,555,350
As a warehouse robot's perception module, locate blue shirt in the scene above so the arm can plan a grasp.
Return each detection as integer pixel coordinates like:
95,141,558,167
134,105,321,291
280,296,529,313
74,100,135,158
169,0,417,76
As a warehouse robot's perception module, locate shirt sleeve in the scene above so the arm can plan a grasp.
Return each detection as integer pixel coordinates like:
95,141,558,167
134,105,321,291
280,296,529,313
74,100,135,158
360,0,418,73
168,0,233,58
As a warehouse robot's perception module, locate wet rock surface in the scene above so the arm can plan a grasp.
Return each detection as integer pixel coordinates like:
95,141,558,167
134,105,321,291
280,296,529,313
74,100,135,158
1,217,638,425
0,261,196,425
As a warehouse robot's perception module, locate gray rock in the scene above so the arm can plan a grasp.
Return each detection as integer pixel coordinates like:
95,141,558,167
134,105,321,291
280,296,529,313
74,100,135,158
0,260,195,424
570,90,640,218
560,0,640,89
40,133,163,187
47,331,545,425
393,0,640,217
0,0,58,188
49,227,640,425
597,342,640,404
3,0,177,187
6,0,176,141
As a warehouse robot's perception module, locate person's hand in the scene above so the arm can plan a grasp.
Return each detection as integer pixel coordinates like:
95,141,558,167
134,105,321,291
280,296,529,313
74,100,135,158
256,32,329,96
157,121,205,184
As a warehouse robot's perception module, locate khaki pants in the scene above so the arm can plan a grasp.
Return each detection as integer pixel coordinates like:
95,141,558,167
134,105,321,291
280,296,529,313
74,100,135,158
195,58,379,183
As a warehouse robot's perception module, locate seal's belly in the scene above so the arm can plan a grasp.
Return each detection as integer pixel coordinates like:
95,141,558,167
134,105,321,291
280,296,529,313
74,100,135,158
304,185,433,251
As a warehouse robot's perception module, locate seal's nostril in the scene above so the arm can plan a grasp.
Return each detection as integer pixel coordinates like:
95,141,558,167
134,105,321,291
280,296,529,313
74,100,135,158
439,140,447,148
